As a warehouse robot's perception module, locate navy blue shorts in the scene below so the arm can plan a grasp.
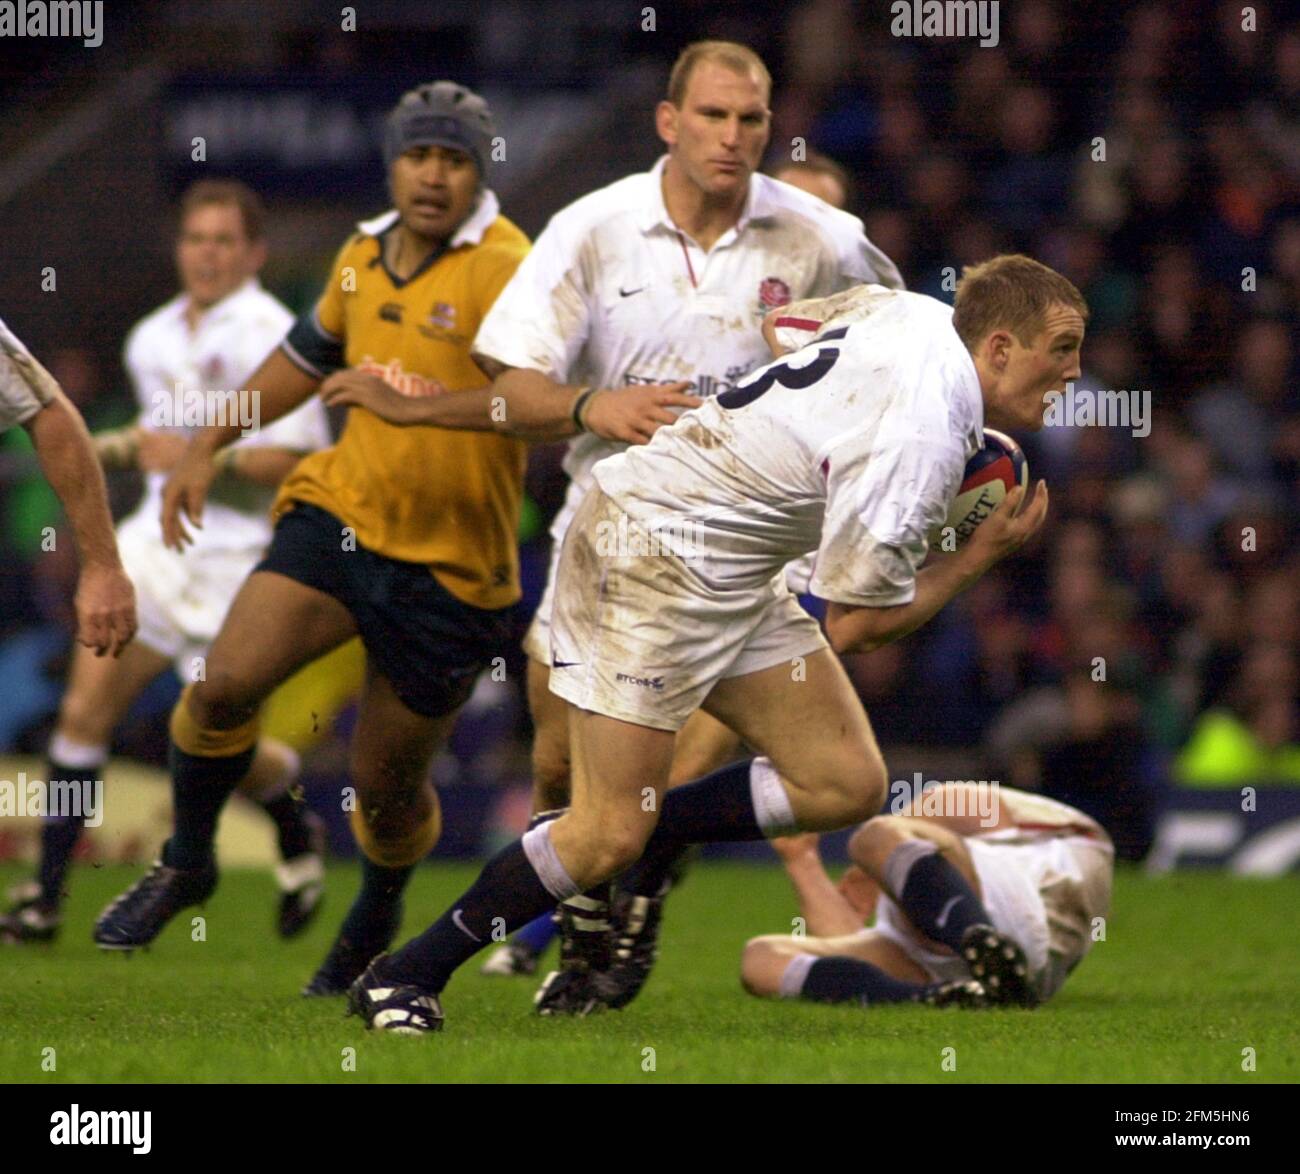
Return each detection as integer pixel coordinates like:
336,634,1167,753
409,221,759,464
254,502,513,718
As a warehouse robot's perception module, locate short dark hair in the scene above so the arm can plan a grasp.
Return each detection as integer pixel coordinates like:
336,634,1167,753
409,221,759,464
952,254,1088,350
666,40,771,107
178,179,266,243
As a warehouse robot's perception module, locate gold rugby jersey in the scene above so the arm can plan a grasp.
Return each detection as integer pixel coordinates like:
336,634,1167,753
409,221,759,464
278,193,529,609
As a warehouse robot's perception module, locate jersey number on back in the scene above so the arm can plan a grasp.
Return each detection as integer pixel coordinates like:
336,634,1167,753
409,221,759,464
717,327,848,410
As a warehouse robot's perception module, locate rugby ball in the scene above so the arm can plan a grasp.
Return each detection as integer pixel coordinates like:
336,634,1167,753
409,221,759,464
928,428,1028,549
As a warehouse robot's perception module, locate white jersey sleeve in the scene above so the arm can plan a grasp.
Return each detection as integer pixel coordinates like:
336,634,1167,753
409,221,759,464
810,422,964,607
843,227,904,292
222,293,329,454
471,210,589,381
0,317,56,431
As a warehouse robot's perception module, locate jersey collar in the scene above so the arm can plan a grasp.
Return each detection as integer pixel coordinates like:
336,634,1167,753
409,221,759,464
355,188,500,248
358,190,502,289
638,156,775,241
175,277,263,330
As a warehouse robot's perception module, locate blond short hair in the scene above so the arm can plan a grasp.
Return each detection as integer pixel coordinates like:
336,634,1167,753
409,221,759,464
666,40,771,106
952,254,1088,350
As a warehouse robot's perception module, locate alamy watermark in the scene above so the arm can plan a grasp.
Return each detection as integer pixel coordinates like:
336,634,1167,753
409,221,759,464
150,383,261,436
594,513,704,562
0,1,103,47
50,1105,150,1155
1044,384,1150,438
0,772,103,827
890,1,999,48
889,774,1000,828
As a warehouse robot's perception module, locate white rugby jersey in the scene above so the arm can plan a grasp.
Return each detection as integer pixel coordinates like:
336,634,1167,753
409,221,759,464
770,284,905,353
472,156,903,505
123,278,330,551
0,316,54,432
592,288,984,607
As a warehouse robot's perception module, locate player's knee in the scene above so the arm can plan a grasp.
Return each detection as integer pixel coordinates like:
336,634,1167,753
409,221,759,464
353,774,435,840
739,937,788,997
351,756,425,804
189,673,259,730
818,742,887,823
848,815,909,874
855,745,889,817
581,823,649,880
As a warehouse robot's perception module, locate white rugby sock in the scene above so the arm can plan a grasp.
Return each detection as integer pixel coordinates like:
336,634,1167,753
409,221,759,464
521,820,580,901
750,757,798,837
48,732,107,770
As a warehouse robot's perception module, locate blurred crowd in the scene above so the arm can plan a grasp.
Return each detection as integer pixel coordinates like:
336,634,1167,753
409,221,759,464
756,0,1300,857
1,1,1297,861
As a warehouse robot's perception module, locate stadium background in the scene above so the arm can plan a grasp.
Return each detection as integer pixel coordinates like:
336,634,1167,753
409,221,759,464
0,0,1296,874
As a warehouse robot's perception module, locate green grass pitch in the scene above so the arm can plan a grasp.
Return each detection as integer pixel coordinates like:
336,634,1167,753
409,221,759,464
1,862,1296,1083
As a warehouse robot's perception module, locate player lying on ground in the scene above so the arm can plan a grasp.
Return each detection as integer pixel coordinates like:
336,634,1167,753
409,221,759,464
2,181,332,946
742,784,1114,1009
92,81,683,994
0,318,136,657
344,253,1085,1033
458,39,900,997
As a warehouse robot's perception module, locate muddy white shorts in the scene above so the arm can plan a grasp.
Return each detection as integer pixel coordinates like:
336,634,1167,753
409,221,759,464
527,486,820,665
115,511,258,676
548,489,827,731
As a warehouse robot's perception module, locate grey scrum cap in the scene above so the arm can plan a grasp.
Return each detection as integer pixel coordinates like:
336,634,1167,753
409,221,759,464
383,81,496,175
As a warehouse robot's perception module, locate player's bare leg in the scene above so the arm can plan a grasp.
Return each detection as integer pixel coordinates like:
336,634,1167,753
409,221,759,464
668,709,743,784
494,665,743,983
740,928,930,995
550,710,676,883
526,710,675,1013
575,709,744,1007
348,707,675,1028
739,922,986,1008
570,649,886,1009
525,657,570,813
736,823,987,1009
304,665,454,995
849,816,981,896
845,792,1036,1005
2,639,168,944
347,651,886,1031
701,650,887,830
94,571,357,949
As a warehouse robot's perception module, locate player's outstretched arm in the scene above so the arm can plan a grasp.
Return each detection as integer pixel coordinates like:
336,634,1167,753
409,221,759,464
319,355,701,443
316,358,579,439
24,393,137,657
161,349,318,550
826,480,1049,655
471,355,701,443
771,833,867,937
212,446,308,488
489,366,701,445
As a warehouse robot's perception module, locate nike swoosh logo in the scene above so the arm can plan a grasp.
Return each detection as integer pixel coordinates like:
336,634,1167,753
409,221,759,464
451,908,481,942
619,286,645,298
935,895,963,930
552,657,581,668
